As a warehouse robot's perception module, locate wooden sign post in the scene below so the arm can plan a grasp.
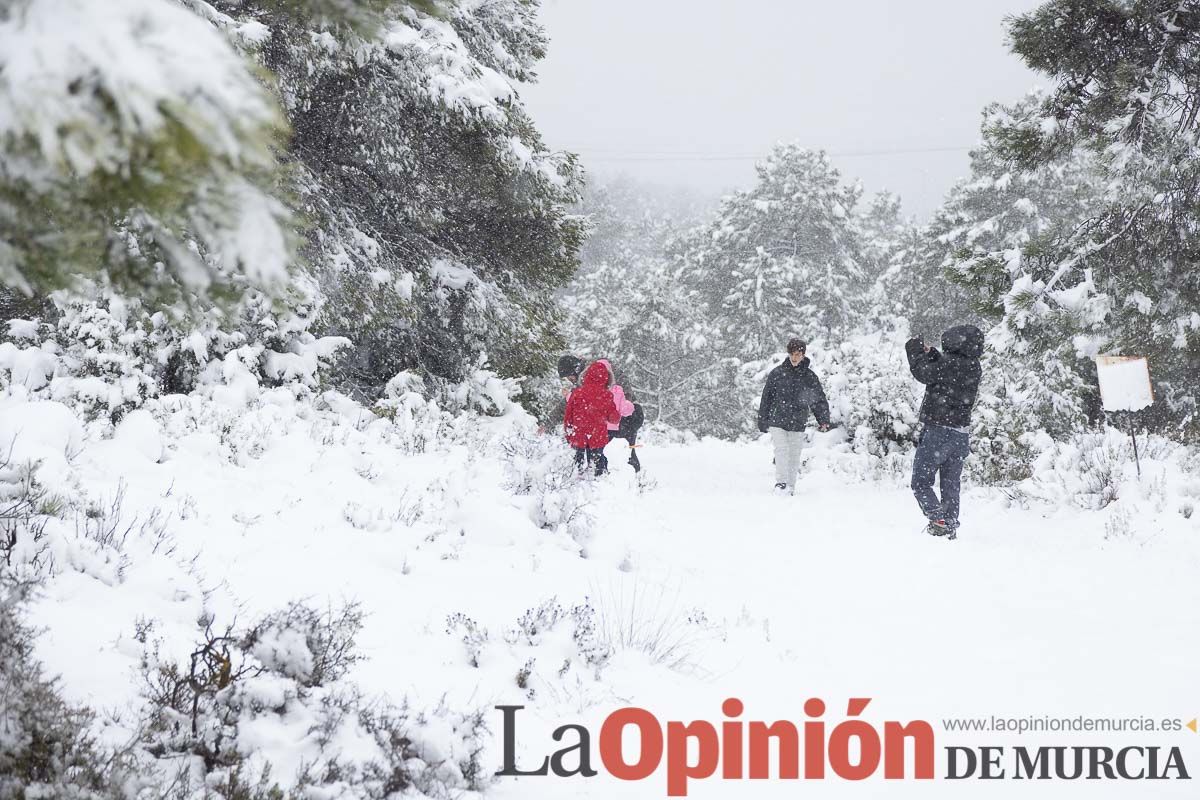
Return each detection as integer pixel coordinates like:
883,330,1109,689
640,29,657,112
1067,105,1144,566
1094,356,1154,478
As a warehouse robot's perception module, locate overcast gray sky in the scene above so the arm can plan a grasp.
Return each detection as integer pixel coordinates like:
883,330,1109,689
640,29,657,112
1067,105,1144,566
521,0,1047,220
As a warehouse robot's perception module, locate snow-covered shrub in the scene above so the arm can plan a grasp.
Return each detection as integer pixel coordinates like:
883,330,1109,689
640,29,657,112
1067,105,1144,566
1020,430,1156,511
592,580,716,673
445,612,489,669
242,601,365,689
343,501,395,533
47,298,160,421
817,323,922,450
373,372,449,454
140,612,264,772
0,328,60,395
77,482,171,553
0,407,133,584
969,400,1042,486
498,432,593,542
504,598,611,686
0,409,176,586
0,458,60,575
143,601,491,799
0,288,347,424
499,432,556,495
1103,507,1135,542
441,363,521,417
0,576,145,799
444,600,613,701
1015,429,1189,515
353,700,491,797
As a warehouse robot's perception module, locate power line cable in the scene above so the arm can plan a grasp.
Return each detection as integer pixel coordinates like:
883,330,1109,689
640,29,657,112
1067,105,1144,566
560,144,975,162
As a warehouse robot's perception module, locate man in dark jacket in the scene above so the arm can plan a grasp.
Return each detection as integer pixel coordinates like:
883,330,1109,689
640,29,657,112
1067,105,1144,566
905,325,984,539
757,338,831,495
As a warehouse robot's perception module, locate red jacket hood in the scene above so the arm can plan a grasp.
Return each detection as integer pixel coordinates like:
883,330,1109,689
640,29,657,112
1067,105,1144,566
582,361,610,387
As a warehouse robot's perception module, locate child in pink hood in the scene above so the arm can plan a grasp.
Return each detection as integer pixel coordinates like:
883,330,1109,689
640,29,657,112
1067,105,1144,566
596,359,635,430
595,358,644,472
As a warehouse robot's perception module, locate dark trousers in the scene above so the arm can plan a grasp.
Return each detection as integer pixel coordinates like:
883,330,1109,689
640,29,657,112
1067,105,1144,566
574,447,608,475
911,424,970,528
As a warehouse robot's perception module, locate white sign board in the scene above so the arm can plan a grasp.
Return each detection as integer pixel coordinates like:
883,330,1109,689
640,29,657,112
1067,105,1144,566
1095,356,1154,412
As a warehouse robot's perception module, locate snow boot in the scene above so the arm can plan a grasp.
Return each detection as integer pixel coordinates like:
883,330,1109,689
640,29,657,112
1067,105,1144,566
927,519,956,540
773,483,789,496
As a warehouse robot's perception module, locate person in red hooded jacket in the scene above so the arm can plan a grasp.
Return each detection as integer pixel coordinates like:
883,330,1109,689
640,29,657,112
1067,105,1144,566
564,360,621,475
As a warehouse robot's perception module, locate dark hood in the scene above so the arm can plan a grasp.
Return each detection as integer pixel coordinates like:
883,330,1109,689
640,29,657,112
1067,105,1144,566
557,354,584,380
942,325,984,358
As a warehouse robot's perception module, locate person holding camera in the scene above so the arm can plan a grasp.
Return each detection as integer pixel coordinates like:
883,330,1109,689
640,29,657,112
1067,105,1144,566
757,338,830,495
905,325,984,539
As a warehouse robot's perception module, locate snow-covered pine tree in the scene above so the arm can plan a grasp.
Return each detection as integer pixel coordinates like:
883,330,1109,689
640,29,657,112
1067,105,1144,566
565,256,741,436
677,145,865,361
561,179,739,434
859,90,1109,438
0,0,295,305
857,191,977,338
214,0,585,400
977,1,1200,437
856,191,907,288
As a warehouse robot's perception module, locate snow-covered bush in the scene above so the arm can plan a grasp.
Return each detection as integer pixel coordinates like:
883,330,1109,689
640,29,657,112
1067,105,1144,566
445,612,490,669
242,601,365,689
815,323,922,450
342,699,491,798
141,601,492,799
0,288,348,424
48,298,159,420
446,599,612,701
499,432,593,543
998,428,1194,525
372,372,449,454
139,612,261,772
504,598,611,692
1022,431,1135,511
0,575,146,799
441,363,522,417
0,456,59,574
593,580,716,674
0,399,159,584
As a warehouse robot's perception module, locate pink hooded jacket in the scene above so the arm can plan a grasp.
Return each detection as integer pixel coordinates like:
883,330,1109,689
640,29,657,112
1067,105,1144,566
596,359,635,431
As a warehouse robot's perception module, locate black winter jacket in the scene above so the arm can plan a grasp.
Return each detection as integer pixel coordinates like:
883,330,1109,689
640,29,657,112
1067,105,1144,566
757,357,831,433
905,325,984,429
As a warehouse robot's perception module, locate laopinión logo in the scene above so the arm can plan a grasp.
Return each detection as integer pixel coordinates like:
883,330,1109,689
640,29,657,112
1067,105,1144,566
496,699,1194,796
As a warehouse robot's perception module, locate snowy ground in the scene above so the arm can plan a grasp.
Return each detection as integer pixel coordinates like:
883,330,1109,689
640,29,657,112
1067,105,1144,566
14,394,1200,798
